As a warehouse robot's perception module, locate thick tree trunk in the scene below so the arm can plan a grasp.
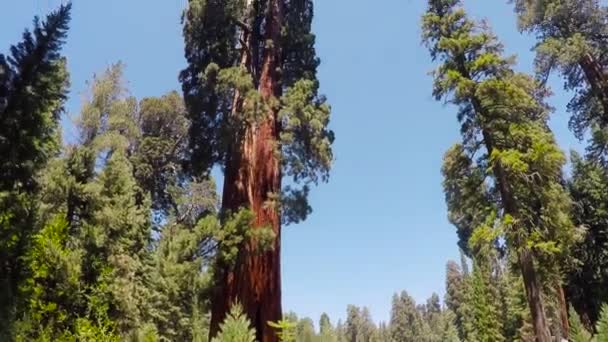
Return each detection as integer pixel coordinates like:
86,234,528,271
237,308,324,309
210,2,283,342
579,53,608,124
519,249,552,342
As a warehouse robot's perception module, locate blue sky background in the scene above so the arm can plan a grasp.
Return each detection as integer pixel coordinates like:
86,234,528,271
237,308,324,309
1,0,584,327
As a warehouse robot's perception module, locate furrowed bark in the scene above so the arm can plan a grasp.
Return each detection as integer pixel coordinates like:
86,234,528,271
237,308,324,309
519,249,552,342
579,53,608,125
210,1,283,342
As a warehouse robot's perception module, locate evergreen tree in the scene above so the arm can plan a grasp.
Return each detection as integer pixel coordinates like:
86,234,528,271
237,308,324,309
345,305,377,342
15,62,246,341
14,65,146,340
180,1,334,340
567,151,608,326
466,225,506,342
0,3,71,191
131,91,190,218
422,1,575,340
336,320,346,342
445,260,466,339
0,4,72,338
377,322,390,342
389,291,425,342
319,313,337,342
296,317,316,342
212,304,256,342
437,310,460,342
513,0,608,328
513,0,608,163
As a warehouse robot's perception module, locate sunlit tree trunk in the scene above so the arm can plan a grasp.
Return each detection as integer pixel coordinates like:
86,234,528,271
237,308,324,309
210,1,284,341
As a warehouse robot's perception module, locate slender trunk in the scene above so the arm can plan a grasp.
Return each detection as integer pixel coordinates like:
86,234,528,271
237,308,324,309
579,53,608,124
210,2,283,342
558,285,569,338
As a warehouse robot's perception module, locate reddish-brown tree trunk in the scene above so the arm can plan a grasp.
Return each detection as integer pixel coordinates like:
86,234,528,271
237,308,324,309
210,2,284,342
579,53,608,124
519,248,552,342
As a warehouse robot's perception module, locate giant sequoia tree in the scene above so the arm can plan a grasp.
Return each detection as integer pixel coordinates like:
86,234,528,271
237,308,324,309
180,1,334,341
513,0,608,327
422,0,575,340
513,0,608,163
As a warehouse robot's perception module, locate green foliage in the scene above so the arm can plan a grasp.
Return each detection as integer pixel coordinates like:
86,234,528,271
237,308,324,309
389,292,425,342
441,145,495,257
269,318,297,342
296,317,316,342
16,216,82,339
566,304,608,342
445,259,467,340
0,3,71,192
467,260,505,342
211,304,255,342
567,151,608,324
513,0,608,163
342,305,377,342
180,0,333,224
571,306,594,342
319,313,338,342
0,3,72,338
423,1,575,339
131,90,190,216
9,63,232,341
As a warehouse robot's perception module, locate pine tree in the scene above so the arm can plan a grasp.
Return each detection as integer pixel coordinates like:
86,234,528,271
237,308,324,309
0,3,71,191
0,4,71,338
445,260,466,339
296,317,316,342
147,179,218,341
320,313,337,342
389,291,425,342
439,311,461,342
212,304,256,342
422,1,575,340
377,322,390,342
467,226,505,342
345,305,377,342
180,1,334,341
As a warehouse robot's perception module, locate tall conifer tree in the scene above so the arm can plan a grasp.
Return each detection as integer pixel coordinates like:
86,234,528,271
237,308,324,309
513,0,608,330
422,0,575,340
0,4,71,337
513,0,608,163
180,1,334,341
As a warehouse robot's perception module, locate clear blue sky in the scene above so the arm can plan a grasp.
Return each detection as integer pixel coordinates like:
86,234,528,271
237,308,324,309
1,0,583,327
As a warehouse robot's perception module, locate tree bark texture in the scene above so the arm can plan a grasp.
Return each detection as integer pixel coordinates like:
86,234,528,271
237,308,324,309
210,1,284,342
579,53,608,125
